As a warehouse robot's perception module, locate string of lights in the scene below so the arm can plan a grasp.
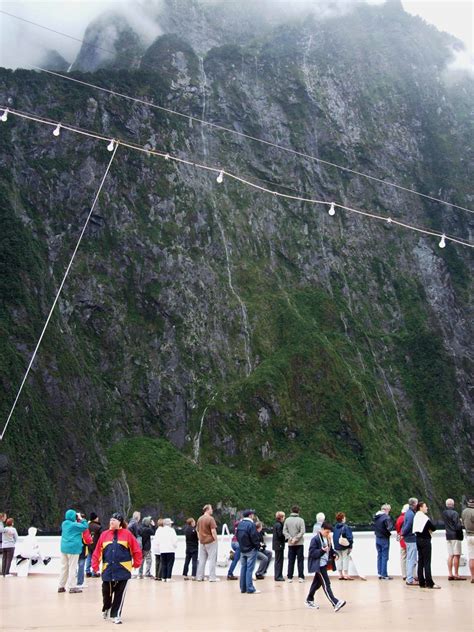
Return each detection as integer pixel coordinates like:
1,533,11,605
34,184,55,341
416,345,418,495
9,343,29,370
1,105,472,249
24,64,474,216
1,9,471,214
0,139,119,441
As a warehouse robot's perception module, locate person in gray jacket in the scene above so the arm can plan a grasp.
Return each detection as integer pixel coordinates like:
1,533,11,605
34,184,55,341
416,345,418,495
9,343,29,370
283,505,306,582
1,517,18,576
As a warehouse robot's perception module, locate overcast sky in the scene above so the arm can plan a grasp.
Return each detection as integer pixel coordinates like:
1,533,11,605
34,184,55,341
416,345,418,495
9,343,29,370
0,0,472,69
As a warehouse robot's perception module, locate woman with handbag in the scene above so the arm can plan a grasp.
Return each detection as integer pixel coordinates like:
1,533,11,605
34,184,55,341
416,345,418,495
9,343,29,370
333,512,354,580
305,522,346,612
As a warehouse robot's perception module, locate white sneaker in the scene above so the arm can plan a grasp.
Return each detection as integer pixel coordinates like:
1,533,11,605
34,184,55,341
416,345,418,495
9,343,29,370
248,589,261,594
298,578,305,583
287,578,293,583
113,616,122,624
209,578,221,582
102,610,110,620
306,600,319,609
334,600,346,612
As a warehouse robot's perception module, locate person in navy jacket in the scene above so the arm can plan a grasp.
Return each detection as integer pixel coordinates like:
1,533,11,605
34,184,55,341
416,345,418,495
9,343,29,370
305,522,346,612
236,509,261,594
92,512,142,624
333,512,354,580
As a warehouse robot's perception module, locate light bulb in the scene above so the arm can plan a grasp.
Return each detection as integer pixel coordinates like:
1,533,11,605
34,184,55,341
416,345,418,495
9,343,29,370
107,139,115,152
439,234,446,248
328,202,336,216
1,108,8,122
216,170,224,184
386,217,392,224
164,153,170,160
53,123,61,137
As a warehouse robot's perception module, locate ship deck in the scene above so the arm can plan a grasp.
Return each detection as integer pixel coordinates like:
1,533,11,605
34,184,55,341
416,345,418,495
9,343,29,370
1,574,472,631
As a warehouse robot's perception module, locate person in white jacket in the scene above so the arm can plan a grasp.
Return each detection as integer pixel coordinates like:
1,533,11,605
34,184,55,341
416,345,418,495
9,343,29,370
154,519,177,581
16,527,51,568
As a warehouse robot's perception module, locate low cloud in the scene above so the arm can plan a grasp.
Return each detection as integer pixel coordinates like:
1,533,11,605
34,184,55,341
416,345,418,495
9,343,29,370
447,47,474,74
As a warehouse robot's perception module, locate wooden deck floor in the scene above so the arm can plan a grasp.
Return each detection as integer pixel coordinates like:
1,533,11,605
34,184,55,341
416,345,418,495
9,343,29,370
0,574,472,631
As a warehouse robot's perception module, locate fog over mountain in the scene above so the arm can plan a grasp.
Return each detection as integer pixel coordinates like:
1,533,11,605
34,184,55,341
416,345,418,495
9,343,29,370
0,0,471,72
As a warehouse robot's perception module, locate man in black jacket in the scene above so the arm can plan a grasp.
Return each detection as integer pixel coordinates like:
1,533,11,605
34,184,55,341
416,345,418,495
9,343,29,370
138,517,155,578
373,504,394,579
443,499,466,581
237,510,261,594
86,513,102,578
272,511,286,581
255,522,272,579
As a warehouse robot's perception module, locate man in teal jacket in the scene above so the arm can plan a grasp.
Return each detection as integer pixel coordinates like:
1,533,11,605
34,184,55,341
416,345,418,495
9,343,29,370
58,509,88,593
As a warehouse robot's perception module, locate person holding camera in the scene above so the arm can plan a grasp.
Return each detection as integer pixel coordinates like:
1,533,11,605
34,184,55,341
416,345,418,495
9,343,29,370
255,522,272,579
57,509,88,593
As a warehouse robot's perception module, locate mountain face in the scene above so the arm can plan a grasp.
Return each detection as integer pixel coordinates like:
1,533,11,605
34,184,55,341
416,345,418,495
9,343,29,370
0,1,472,528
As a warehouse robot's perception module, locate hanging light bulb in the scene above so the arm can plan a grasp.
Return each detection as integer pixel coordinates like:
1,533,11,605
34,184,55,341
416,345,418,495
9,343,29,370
107,139,115,152
386,217,392,224
53,123,61,137
164,153,170,160
439,234,446,248
216,170,224,184
1,108,8,122
328,202,336,216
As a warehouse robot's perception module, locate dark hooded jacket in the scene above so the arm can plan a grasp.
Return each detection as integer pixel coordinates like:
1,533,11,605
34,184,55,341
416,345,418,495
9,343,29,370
373,511,393,539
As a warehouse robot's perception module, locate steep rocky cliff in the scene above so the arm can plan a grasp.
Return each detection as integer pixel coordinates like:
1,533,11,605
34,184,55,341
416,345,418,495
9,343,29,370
0,0,472,528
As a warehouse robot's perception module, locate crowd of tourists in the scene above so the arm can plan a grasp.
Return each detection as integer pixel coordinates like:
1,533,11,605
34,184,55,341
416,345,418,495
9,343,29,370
1,496,473,625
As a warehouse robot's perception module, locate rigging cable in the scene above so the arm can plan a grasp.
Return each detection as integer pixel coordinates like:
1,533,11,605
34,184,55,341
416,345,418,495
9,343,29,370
0,138,119,441
1,105,472,249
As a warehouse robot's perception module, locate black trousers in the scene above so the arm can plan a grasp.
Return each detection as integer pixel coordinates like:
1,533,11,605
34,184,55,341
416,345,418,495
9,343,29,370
160,552,175,579
2,548,14,576
102,580,128,618
287,545,304,579
154,554,162,579
307,566,338,606
416,538,434,588
274,548,284,580
183,551,198,577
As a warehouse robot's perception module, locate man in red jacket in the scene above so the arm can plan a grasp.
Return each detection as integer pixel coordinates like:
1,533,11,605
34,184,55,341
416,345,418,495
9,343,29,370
395,504,408,580
92,512,142,625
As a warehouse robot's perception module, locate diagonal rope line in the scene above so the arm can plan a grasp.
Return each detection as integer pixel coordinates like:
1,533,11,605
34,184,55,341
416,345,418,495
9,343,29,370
25,65,474,215
0,9,117,57
0,142,119,441
0,9,472,213
1,105,473,248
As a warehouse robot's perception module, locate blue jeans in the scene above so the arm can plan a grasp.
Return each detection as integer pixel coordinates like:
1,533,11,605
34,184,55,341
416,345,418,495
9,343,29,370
240,550,258,593
405,541,417,583
228,542,240,576
77,557,86,586
375,537,390,577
